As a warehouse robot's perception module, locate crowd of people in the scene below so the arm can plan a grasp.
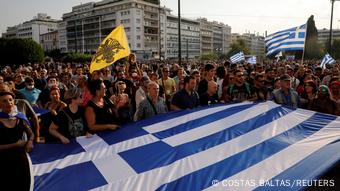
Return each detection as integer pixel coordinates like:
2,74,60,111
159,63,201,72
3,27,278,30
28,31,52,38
0,53,339,190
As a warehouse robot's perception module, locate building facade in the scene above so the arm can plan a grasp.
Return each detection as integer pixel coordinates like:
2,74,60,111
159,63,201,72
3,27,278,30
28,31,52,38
198,18,213,55
318,28,340,45
62,0,166,60
231,33,265,57
40,30,59,52
3,13,59,44
211,21,231,55
58,21,68,53
165,15,200,59
197,18,231,56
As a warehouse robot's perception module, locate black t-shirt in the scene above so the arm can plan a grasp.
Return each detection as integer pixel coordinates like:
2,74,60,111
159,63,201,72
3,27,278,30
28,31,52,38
86,100,118,126
53,107,87,139
200,93,219,106
197,79,208,96
227,83,254,103
0,119,25,145
171,89,200,109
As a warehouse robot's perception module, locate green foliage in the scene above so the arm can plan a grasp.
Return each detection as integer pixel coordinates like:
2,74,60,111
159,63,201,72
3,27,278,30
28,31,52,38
46,49,65,62
200,53,218,61
331,39,340,59
62,52,92,63
0,38,44,66
227,39,250,57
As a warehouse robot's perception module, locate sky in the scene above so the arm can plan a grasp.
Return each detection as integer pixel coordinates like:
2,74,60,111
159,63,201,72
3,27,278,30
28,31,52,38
1,0,340,36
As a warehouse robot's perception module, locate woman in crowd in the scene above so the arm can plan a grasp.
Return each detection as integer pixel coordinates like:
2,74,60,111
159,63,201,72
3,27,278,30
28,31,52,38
85,79,119,133
41,87,67,141
329,81,340,115
310,85,338,115
111,81,132,124
0,91,34,190
49,87,90,144
44,87,67,116
300,80,317,109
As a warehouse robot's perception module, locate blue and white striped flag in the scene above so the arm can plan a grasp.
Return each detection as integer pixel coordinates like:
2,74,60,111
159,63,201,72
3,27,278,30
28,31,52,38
230,51,245,63
246,56,257,64
320,53,336,69
265,24,306,56
30,102,340,191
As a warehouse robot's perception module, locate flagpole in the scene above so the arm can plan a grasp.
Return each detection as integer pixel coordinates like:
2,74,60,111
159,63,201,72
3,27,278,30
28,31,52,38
301,22,308,65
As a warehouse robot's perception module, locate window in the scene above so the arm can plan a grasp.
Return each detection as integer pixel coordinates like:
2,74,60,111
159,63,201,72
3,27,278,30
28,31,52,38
137,35,140,40
137,43,141,48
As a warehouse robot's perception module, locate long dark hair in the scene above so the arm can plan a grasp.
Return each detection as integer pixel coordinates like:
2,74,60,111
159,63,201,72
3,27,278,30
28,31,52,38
88,79,103,96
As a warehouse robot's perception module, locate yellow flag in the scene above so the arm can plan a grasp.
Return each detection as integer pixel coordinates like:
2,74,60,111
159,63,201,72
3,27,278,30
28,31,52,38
90,25,130,73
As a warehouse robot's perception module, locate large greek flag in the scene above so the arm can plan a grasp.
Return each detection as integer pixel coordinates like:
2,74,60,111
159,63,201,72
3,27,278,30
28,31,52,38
320,53,336,69
29,102,340,191
265,24,306,56
230,51,245,63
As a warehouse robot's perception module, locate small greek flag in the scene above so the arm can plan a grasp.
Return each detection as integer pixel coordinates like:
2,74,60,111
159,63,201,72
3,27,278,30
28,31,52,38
320,53,336,69
230,51,245,63
246,56,257,65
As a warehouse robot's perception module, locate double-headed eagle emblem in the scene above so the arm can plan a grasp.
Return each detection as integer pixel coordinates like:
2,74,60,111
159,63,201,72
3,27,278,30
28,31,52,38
92,38,125,64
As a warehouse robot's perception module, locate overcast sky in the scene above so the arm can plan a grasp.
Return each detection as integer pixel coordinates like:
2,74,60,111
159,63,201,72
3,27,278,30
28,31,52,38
1,0,340,36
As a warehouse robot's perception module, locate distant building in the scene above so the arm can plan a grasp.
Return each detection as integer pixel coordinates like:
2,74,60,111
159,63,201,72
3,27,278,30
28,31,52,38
318,28,340,45
62,0,167,60
165,15,200,59
211,21,231,54
40,30,59,52
3,13,59,44
197,18,231,55
231,33,265,57
58,21,68,53
198,18,213,55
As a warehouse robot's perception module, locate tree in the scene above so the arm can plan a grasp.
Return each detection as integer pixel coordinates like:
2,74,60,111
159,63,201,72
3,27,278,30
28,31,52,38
62,53,92,63
332,39,340,59
304,15,323,59
0,38,44,66
200,53,218,61
227,39,250,58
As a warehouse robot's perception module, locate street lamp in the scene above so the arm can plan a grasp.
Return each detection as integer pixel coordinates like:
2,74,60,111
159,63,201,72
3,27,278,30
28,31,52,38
329,0,340,53
178,0,181,65
158,0,162,61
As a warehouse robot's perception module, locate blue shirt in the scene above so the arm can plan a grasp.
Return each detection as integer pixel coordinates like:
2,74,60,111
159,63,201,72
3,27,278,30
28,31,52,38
19,88,41,105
